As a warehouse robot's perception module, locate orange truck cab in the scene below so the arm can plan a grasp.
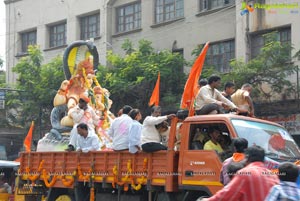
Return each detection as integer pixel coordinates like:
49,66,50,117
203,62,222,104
17,114,300,201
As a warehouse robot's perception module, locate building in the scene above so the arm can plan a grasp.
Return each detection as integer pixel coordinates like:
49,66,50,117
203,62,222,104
4,1,300,127
5,0,299,82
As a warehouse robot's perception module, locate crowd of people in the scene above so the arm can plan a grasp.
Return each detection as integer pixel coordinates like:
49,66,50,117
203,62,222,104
66,103,177,153
195,75,255,117
63,74,257,153
198,139,300,201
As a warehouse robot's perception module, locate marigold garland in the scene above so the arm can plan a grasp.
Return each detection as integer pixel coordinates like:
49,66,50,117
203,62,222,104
112,158,148,191
93,76,100,87
42,169,57,188
77,165,92,181
25,160,45,182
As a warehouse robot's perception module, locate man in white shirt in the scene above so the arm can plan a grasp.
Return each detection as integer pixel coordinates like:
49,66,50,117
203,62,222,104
195,75,238,115
76,123,101,152
67,94,99,151
108,105,133,151
141,106,176,152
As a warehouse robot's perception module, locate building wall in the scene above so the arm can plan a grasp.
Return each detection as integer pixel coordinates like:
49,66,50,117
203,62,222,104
109,0,236,65
5,0,105,84
5,0,300,84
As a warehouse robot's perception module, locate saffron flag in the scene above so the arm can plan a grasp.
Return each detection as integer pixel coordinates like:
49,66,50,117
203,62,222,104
149,72,160,106
24,121,34,152
180,42,209,111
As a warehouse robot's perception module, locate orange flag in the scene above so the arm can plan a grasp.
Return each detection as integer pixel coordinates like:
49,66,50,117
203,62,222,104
24,121,34,152
180,42,209,111
149,72,160,106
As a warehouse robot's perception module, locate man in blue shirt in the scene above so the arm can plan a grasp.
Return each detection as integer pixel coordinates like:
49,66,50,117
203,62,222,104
265,162,300,201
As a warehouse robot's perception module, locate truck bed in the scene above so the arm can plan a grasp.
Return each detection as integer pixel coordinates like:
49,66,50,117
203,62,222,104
18,150,179,192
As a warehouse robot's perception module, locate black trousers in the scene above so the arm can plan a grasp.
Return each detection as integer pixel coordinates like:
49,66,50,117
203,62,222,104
142,142,167,153
196,103,222,115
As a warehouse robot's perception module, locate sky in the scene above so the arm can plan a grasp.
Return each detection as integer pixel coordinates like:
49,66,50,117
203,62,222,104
0,1,5,70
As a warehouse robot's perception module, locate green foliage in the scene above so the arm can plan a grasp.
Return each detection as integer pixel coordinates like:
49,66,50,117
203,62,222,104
98,39,186,113
0,57,3,69
0,71,5,86
7,45,65,128
222,32,297,101
0,57,4,86
192,32,298,102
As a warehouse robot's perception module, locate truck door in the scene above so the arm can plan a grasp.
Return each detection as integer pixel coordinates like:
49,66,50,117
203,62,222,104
178,122,233,195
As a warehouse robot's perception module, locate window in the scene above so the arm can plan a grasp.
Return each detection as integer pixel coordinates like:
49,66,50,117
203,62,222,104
188,123,232,158
204,40,235,73
117,2,141,33
80,13,100,40
49,22,66,48
155,0,184,24
172,48,184,73
199,0,234,12
251,28,291,58
21,30,37,53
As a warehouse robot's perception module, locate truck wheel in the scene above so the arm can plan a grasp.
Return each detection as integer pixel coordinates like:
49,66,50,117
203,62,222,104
55,195,72,201
47,188,75,201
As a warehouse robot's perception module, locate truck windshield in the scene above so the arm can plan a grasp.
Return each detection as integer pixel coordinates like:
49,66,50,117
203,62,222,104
231,119,300,159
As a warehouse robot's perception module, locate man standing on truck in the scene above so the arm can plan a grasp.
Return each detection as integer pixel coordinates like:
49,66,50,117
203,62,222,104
195,75,238,115
108,105,133,151
141,106,176,152
199,146,279,201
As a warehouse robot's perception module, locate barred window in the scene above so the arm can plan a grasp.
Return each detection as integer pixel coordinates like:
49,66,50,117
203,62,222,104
251,28,291,58
205,40,235,73
199,0,234,12
49,23,66,48
155,0,184,24
21,30,37,53
80,13,100,40
117,2,141,33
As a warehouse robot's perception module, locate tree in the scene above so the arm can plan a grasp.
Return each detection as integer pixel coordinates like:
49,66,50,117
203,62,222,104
222,32,297,102
6,46,65,134
0,57,4,85
192,32,298,103
97,39,187,114
0,57,3,69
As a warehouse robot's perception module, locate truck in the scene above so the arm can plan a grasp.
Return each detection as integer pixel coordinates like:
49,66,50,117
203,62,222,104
16,114,300,201
15,41,300,201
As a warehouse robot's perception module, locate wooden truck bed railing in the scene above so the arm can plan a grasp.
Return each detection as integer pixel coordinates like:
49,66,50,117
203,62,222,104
18,150,179,192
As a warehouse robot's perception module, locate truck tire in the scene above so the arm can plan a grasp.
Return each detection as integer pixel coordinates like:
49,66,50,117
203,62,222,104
47,188,75,201
55,195,72,201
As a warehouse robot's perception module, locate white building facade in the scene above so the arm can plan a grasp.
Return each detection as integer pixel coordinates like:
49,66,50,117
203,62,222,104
5,0,300,85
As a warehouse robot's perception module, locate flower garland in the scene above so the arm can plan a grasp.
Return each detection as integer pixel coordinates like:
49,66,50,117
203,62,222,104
42,169,58,188
112,161,130,190
93,76,100,87
90,186,95,201
130,158,148,191
61,172,75,187
82,68,90,89
112,158,148,191
25,160,45,182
